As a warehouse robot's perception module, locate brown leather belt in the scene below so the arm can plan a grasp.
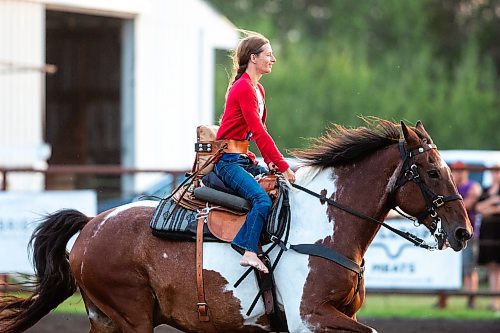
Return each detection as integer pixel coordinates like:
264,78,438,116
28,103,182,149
218,139,249,154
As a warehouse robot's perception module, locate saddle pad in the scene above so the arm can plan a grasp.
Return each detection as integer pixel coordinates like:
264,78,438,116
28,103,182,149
149,199,220,242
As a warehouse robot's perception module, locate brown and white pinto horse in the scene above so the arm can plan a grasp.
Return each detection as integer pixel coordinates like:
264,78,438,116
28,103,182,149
0,120,472,333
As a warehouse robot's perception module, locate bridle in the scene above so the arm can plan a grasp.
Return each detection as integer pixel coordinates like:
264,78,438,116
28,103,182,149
389,140,463,248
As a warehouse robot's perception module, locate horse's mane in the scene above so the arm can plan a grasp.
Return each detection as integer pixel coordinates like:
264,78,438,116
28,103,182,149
291,117,402,169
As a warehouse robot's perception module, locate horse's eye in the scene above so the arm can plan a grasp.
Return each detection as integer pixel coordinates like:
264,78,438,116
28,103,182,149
427,170,440,178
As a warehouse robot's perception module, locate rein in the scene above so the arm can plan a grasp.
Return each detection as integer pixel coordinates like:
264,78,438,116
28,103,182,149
290,182,436,250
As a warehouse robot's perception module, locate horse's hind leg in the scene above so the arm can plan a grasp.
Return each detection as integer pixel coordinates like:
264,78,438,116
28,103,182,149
81,291,120,333
81,286,155,333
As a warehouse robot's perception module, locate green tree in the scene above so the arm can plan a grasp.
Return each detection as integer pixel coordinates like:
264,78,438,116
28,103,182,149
209,0,499,151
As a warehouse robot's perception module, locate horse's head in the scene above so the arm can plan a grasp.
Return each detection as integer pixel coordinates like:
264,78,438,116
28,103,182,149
390,121,473,251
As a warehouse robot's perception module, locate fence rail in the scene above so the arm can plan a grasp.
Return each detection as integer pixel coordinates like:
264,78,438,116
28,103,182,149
0,165,188,191
1,165,498,191
368,288,500,309
368,288,500,297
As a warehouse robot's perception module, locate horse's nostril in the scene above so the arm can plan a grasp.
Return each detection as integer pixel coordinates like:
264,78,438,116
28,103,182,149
455,228,472,242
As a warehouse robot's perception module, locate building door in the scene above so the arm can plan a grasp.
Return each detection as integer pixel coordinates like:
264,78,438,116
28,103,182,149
45,10,122,196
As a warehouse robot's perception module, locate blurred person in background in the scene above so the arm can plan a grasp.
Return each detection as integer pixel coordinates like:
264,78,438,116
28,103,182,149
450,161,482,308
476,165,500,311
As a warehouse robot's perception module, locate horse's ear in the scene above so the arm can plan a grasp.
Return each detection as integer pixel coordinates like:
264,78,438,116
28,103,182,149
415,120,428,134
415,120,433,144
401,121,420,148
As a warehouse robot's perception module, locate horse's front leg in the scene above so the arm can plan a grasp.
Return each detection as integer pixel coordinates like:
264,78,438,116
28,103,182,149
298,305,377,333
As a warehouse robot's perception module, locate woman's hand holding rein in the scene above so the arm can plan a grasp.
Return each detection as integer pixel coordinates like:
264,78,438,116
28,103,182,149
267,162,295,183
282,168,296,183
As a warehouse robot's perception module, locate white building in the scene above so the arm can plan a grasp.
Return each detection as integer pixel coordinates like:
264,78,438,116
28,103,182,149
0,0,237,192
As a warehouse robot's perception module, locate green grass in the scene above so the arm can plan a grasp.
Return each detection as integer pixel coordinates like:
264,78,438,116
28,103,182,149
4,292,86,315
53,294,86,315
358,294,500,320
51,293,500,320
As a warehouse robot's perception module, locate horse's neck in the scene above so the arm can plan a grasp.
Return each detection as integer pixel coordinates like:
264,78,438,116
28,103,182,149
290,147,400,262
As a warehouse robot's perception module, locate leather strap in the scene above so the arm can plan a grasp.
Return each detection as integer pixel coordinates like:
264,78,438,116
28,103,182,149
218,139,249,154
258,255,275,315
196,215,210,322
291,183,435,250
290,244,363,275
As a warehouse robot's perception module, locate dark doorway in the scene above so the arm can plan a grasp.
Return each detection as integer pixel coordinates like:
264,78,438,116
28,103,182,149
45,11,122,196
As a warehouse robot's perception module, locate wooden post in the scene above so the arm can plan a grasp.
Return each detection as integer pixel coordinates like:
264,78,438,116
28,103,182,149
0,274,8,295
437,291,448,309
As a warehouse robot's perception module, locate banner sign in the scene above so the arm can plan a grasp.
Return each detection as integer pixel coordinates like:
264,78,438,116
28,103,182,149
0,191,96,274
364,218,462,290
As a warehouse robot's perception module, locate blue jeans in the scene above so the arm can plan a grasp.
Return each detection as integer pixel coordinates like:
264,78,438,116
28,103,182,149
214,153,272,254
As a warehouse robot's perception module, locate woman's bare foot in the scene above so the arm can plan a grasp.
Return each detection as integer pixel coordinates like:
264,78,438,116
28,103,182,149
240,251,269,273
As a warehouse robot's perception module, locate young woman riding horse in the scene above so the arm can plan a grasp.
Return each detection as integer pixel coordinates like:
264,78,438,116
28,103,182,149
215,31,295,273
0,120,472,333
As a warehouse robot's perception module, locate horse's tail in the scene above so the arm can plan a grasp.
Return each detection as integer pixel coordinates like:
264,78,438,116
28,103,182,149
0,209,90,333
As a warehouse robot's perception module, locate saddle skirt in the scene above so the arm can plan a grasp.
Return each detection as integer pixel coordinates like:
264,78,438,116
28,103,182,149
149,174,290,244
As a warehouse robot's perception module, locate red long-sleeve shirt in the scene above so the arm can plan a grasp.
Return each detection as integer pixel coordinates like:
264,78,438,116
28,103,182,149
217,73,289,172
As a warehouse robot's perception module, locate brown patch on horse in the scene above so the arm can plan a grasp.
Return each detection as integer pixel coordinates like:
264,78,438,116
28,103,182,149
204,271,270,332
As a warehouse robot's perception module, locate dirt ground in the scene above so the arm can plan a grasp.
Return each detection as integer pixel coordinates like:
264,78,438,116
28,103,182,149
25,313,500,333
